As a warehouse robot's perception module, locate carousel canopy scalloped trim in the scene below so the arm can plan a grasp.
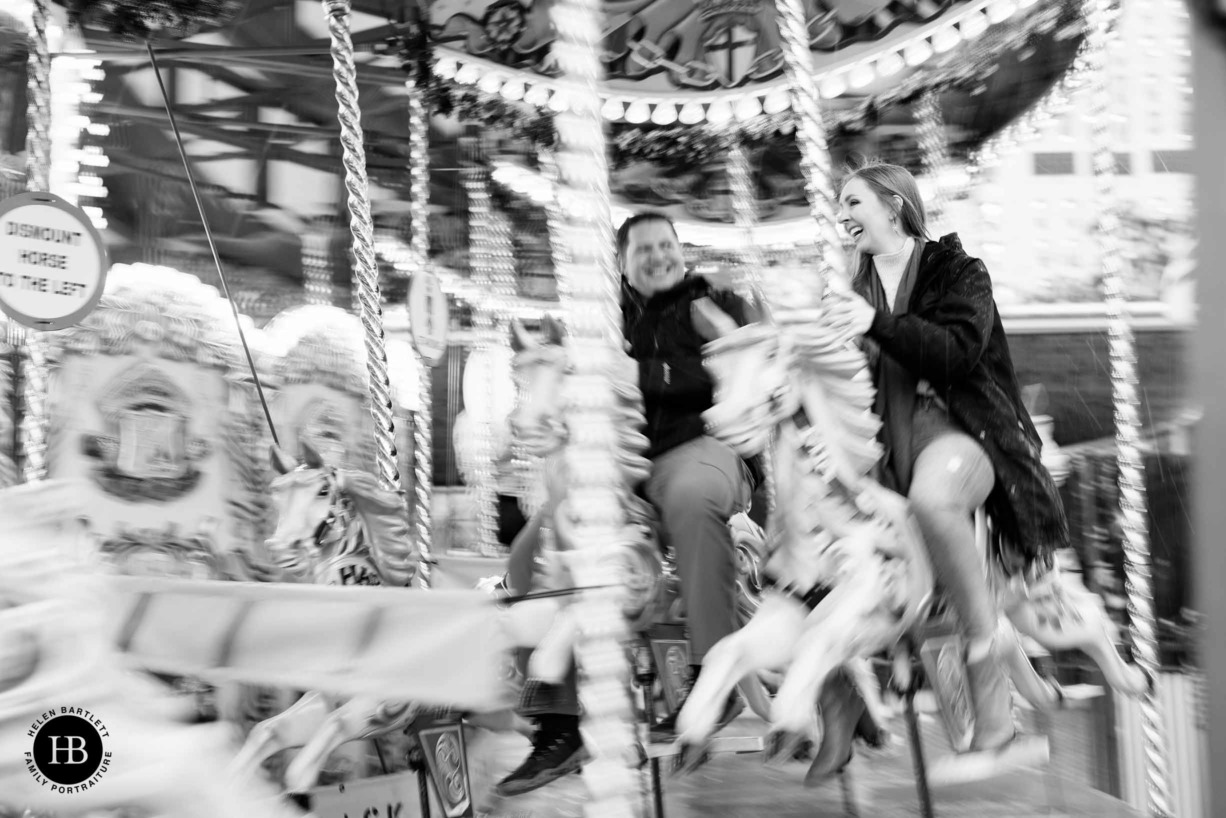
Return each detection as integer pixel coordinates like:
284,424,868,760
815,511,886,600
438,0,1080,169
431,0,1041,122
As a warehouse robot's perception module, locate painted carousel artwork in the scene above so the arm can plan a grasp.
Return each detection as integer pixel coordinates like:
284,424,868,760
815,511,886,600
42,264,273,580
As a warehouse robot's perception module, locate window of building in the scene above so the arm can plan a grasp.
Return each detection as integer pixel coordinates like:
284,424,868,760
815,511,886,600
1151,150,1194,173
1114,152,1132,174
1033,152,1075,175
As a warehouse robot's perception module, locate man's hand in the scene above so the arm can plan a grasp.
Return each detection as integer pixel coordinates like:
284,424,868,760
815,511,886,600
692,297,741,342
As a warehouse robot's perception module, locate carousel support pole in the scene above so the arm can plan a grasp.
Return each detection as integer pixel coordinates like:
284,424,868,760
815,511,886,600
772,0,848,297
19,0,51,483
552,0,642,813
916,89,952,229
406,73,434,587
725,137,775,515
321,0,401,496
1085,0,1172,813
461,136,504,558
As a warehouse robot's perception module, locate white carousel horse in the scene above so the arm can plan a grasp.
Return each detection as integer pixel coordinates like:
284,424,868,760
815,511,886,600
671,311,1150,778
497,317,777,724
232,443,422,793
0,479,301,818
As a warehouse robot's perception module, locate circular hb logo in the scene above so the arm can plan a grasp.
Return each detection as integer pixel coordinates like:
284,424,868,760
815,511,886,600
31,715,105,785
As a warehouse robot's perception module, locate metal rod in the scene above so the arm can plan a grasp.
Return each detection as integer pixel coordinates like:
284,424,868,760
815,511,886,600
145,41,280,449
20,0,51,483
57,45,336,60
904,683,936,818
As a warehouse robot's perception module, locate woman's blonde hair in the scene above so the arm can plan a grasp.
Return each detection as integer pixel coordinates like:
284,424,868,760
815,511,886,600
840,160,929,242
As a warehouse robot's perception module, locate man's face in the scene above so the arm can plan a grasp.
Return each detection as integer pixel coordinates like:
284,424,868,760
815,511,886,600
622,219,685,297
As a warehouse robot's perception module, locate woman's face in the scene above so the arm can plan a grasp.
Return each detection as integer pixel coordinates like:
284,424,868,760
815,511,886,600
838,177,902,256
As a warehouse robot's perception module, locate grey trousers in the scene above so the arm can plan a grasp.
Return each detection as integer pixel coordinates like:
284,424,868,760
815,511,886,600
645,435,752,663
508,434,751,716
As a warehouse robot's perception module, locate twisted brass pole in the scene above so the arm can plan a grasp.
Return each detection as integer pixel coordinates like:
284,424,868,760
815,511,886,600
916,89,952,226
772,0,847,295
1086,0,1172,812
726,137,775,514
461,138,503,557
553,0,641,812
20,0,51,483
322,0,400,496
407,77,434,588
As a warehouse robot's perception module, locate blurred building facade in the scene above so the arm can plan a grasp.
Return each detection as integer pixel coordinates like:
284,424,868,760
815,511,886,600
966,0,1194,307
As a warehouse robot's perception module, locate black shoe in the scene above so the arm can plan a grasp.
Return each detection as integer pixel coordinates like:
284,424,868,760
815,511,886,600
805,670,867,787
650,690,743,743
494,718,589,797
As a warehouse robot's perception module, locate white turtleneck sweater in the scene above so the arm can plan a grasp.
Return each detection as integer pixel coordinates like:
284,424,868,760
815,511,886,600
872,236,915,312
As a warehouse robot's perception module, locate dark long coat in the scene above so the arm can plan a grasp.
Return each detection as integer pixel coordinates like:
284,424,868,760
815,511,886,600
856,233,1070,572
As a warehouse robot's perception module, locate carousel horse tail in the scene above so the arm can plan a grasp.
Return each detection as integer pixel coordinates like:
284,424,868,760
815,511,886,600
230,691,333,776
1002,565,1150,697
282,697,416,794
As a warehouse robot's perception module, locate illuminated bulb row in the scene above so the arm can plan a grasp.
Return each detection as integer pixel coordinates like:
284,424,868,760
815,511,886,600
434,0,1032,124
50,44,108,229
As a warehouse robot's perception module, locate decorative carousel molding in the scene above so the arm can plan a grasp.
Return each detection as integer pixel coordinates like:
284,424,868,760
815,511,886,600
42,263,273,567
432,0,1040,123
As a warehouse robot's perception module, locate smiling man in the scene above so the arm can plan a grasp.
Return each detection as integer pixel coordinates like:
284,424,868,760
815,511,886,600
494,211,762,797
617,213,761,713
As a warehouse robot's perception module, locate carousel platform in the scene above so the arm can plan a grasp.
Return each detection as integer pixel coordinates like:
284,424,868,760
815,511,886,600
457,709,1141,818
347,702,1137,818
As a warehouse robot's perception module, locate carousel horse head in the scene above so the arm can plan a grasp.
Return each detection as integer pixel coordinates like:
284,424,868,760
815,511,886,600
506,315,652,489
506,315,571,459
266,441,417,586
701,316,924,592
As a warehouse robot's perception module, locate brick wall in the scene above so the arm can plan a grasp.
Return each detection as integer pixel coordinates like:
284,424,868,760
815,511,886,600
1006,327,1189,446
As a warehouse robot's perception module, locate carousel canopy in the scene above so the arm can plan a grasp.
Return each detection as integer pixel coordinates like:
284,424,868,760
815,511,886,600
0,0,1088,317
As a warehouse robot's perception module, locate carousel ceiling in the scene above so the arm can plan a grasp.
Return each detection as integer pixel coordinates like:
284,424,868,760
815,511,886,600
0,0,1091,314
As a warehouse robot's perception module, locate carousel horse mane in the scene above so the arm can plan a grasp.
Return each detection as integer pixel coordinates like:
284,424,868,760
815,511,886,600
783,316,883,482
508,316,651,489
332,468,415,566
268,443,417,586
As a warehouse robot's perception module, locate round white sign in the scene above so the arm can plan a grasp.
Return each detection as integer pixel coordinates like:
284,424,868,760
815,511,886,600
407,268,448,367
0,192,108,331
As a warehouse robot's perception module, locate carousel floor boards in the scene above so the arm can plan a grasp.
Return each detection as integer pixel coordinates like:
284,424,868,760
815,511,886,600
463,711,1142,818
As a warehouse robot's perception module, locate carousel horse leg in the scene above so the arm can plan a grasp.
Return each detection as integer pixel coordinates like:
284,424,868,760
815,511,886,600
282,696,414,793
501,596,565,648
527,604,579,684
1001,566,1149,697
987,616,1065,712
231,690,334,776
766,568,902,768
673,593,807,771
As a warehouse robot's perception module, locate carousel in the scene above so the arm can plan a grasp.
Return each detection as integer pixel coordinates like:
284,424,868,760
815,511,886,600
0,0,1205,817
